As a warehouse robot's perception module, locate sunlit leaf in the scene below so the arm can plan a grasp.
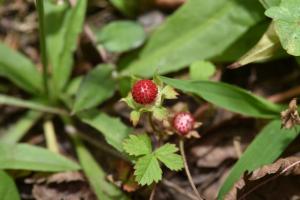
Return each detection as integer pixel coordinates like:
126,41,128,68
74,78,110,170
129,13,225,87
0,143,80,172
160,76,282,118
265,0,300,56
120,0,265,77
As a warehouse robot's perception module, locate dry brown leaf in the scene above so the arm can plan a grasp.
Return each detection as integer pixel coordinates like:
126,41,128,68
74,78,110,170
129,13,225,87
30,172,96,200
32,182,96,200
225,156,300,200
191,119,255,168
281,98,300,129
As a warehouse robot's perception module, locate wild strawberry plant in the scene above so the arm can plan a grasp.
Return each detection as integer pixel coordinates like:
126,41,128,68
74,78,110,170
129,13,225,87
0,0,300,199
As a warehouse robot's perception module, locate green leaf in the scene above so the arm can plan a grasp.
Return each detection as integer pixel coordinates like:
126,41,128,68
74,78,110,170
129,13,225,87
259,0,281,8
96,21,146,53
0,170,20,200
123,134,152,156
1,111,42,143
229,22,283,68
218,120,300,199
130,110,140,126
0,94,67,115
265,0,300,56
213,22,269,62
152,106,168,121
155,143,183,171
73,136,129,200
189,61,216,80
78,111,132,152
123,134,183,185
160,76,282,118
134,153,162,186
120,0,265,77
73,64,115,113
0,43,43,94
44,0,87,91
109,0,138,17
161,85,178,99
0,143,80,171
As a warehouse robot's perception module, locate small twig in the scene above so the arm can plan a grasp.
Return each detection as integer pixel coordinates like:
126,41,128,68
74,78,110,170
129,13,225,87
179,139,205,200
148,113,158,133
149,184,157,200
267,85,300,103
162,179,199,200
233,136,242,158
43,119,60,153
238,159,300,200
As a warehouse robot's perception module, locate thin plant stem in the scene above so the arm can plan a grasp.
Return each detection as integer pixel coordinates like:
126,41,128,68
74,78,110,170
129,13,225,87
43,119,60,153
148,112,158,133
149,184,157,200
162,179,198,200
36,0,49,96
179,139,205,200
147,113,161,147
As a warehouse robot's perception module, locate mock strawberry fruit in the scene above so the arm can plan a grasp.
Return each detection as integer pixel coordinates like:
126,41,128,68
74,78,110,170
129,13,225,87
131,80,158,105
173,112,195,135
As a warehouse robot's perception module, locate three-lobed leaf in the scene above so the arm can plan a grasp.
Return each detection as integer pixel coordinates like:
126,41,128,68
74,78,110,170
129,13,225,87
155,143,183,171
123,134,183,185
134,153,162,186
0,170,20,200
218,120,300,199
160,76,282,118
123,134,152,156
265,0,300,56
73,64,116,113
120,0,265,77
0,143,80,172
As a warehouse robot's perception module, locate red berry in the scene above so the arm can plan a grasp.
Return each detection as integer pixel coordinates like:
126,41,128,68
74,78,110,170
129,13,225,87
173,112,195,135
131,80,158,105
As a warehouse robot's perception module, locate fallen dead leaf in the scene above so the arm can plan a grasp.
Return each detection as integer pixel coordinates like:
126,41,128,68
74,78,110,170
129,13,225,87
281,98,300,129
225,156,300,200
191,119,255,168
29,172,96,200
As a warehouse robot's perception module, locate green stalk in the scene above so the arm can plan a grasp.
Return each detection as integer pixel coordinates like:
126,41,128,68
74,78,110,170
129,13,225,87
43,119,60,154
36,0,49,97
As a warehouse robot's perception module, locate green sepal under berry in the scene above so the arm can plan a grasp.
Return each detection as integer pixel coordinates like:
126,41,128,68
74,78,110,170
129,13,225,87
152,106,168,121
122,134,184,186
122,76,177,125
